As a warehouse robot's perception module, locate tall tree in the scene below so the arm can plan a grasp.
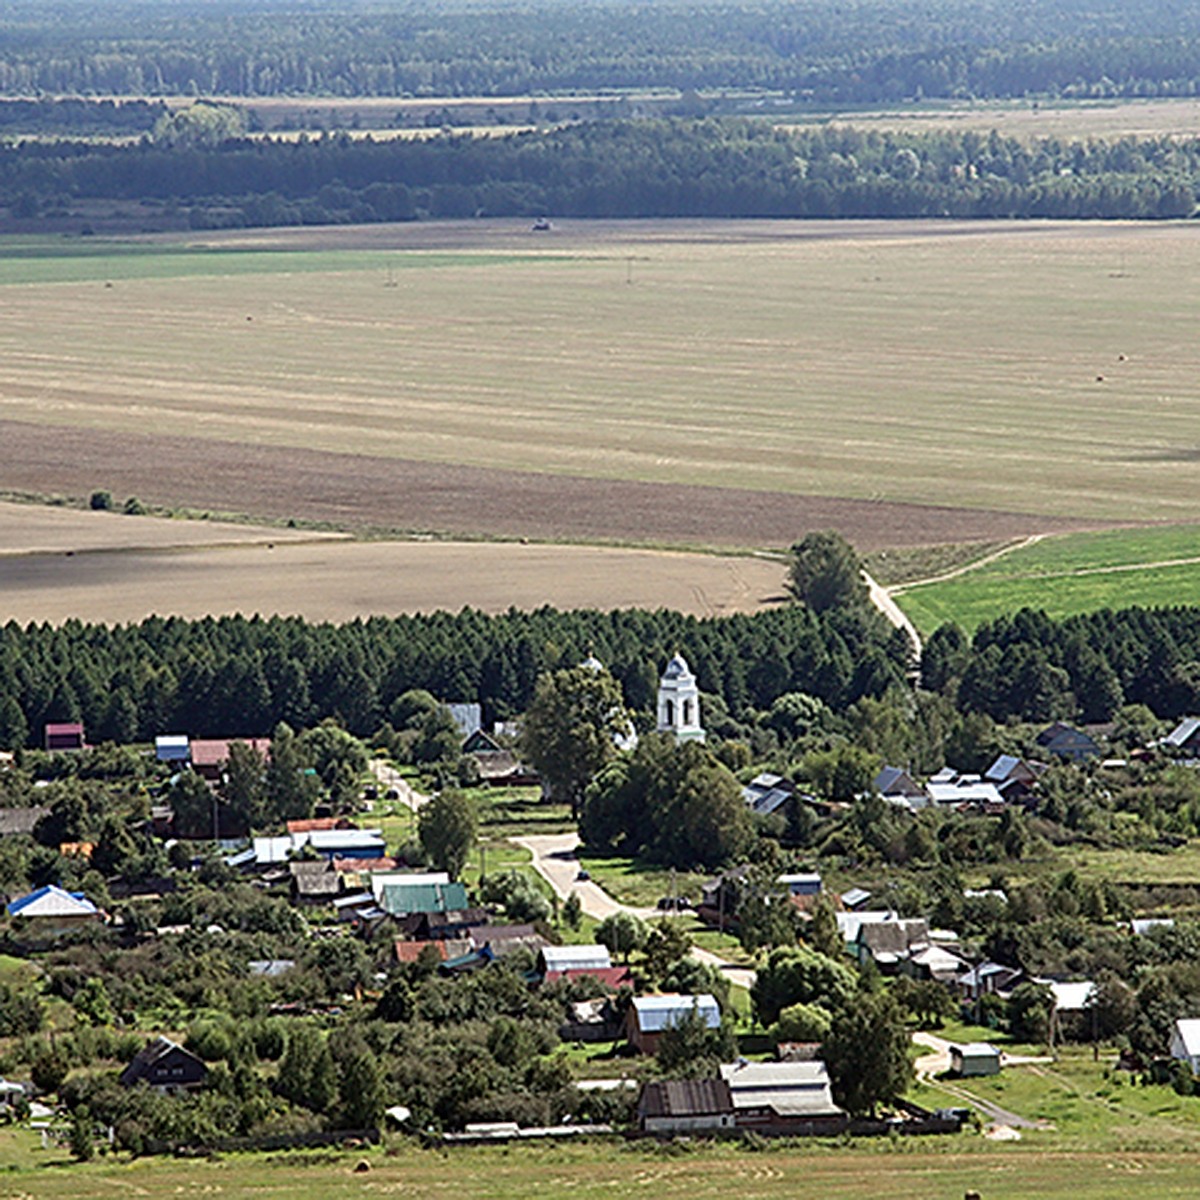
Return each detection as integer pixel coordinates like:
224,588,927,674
221,739,267,829
821,990,912,1117
520,666,629,817
418,789,477,880
263,722,317,825
788,531,868,613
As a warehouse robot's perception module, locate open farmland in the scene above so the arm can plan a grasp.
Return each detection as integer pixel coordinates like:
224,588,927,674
5,1140,1200,1200
0,499,786,623
0,498,344,555
0,219,1195,554
781,95,1200,141
895,524,1200,634
0,519,786,624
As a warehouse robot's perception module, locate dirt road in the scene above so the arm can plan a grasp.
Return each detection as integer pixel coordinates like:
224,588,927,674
912,1032,1054,1131
368,760,429,814
515,832,756,991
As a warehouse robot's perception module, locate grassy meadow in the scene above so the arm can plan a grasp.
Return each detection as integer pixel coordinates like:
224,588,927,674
6,1134,1200,1199
896,525,1200,634
2,220,1200,526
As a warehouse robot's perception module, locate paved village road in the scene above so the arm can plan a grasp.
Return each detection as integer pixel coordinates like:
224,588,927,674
515,832,756,991
368,759,430,814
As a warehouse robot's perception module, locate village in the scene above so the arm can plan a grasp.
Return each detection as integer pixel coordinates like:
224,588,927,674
4,636,1200,1159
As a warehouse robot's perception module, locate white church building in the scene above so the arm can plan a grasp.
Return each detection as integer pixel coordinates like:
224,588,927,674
656,654,705,743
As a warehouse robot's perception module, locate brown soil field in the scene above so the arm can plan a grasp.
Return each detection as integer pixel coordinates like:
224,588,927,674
0,537,788,625
0,499,343,556
0,418,1098,554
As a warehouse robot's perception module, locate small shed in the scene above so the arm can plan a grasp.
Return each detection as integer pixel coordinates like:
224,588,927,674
778,872,821,897
44,723,85,752
155,734,190,764
950,1043,1001,1078
539,944,612,975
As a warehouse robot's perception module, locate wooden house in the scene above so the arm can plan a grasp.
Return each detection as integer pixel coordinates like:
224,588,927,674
119,1037,207,1094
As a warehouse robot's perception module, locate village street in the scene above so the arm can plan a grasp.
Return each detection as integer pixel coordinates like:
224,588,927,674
368,759,429,813
515,831,757,990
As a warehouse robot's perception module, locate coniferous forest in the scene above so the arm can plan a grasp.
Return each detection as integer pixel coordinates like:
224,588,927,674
8,0,1200,103
2,603,1200,750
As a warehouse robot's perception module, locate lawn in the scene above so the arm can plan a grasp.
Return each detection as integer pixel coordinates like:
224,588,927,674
921,1047,1200,1150
896,524,1200,634
573,852,709,910
5,220,1200,533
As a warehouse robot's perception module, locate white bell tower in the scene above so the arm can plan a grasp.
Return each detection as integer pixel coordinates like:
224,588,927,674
657,654,704,742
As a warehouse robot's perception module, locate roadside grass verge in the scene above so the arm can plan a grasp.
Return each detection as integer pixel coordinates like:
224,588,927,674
573,852,709,910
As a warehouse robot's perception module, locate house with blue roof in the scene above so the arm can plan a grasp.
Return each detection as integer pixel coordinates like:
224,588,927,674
7,884,103,936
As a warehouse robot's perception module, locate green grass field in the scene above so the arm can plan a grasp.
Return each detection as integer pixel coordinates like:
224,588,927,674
8,1135,1200,1199
896,525,1200,634
5,221,1200,526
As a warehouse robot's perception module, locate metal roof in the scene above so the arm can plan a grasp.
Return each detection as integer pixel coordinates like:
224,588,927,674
1174,1018,1200,1058
8,884,98,918
639,1078,732,1118
379,881,469,916
542,944,612,972
370,871,450,900
631,994,719,1032
1038,979,1097,1011
661,654,694,681
719,1060,841,1116
926,780,1005,806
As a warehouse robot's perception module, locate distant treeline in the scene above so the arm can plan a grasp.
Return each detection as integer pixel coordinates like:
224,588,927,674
9,0,1200,103
0,98,165,135
3,121,1198,224
0,606,910,748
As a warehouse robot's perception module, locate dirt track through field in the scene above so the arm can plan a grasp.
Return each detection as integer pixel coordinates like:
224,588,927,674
0,418,1099,553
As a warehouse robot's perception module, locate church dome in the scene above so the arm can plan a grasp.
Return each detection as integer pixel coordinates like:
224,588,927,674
662,654,693,681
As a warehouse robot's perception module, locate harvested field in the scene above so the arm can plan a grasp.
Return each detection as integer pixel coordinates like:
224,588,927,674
781,96,1200,142
0,218,1192,550
0,537,786,624
0,499,342,556
0,418,1096,553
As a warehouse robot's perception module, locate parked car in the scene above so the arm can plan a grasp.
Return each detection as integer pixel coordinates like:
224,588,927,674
575,869,591,881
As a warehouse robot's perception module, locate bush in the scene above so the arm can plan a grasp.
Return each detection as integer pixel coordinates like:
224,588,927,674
122,495,147,515
479,869,551,923
88,489,114,511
